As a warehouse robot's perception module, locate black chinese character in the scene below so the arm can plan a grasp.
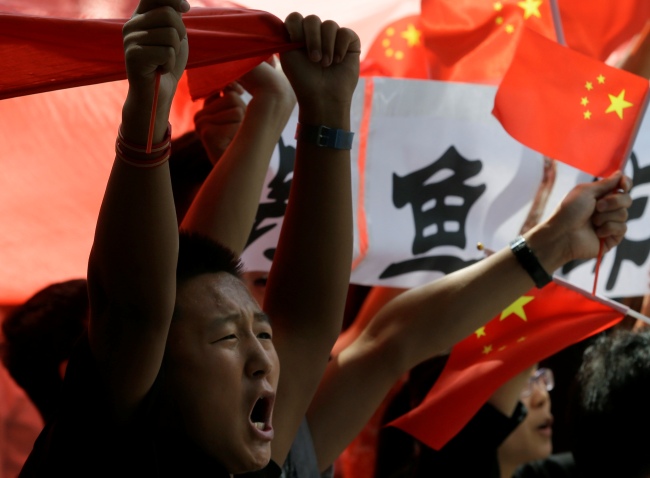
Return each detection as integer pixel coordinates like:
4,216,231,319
380,146,486,279
246,137,295,260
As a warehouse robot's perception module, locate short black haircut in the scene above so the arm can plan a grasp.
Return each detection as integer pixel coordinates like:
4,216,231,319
569,328,650,477
177,230,243,283
1,278,89,421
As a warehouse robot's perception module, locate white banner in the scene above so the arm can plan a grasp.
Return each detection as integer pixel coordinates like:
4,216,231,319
242,77,546,288
240,78,367,270
241,77,650,298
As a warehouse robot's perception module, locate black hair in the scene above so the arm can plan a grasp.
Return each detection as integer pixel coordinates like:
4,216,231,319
177,230,243,284
1,279,89,421
569,328,650,477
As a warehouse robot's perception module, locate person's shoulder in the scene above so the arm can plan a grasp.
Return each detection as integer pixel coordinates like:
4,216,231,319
514,452,578,478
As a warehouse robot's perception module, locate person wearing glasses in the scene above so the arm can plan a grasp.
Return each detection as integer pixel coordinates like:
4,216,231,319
376,364,556,478
499,367,555,477
516,327,650,478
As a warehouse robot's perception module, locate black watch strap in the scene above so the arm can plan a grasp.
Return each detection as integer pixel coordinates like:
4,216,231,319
295,123,354,150
510,236,553,288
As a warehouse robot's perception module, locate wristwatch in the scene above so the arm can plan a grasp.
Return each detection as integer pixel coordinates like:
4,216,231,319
295,123,355,150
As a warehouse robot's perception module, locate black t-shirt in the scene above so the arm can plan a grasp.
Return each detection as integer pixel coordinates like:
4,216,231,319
414,401,528,478
514,453,578,478
20,333,281,478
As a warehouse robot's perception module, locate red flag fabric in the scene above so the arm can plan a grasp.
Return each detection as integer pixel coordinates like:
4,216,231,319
420,0,558,84
0,7,299,101
360,0,558,83
559,0,650,62
493,27,650,178
359,15,430,79
388,280,625,451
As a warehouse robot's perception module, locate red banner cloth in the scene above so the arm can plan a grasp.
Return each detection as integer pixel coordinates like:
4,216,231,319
0,7,300,101
388,281,625,451
493,28,650,178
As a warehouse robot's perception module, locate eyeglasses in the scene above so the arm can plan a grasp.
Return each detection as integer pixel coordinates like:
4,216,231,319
520,368,554,398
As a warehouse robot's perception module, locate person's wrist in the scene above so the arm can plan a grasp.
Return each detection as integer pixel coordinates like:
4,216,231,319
523,224,572,277
248,91,296,121
122,90,173,145
295,123,354,150
297,102,351,131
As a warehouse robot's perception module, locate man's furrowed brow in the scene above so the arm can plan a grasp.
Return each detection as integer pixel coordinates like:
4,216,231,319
208,312,270,329
254,312,271,326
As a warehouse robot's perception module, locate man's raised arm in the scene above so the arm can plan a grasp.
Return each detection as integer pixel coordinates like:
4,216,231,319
263,13,360,464
87,0,189,419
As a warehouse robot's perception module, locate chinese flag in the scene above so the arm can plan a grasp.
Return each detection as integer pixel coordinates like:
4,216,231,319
360,15,430,79
559,0,650,62
360,0,558,84
388,281,625,451
493,27,650,178
420,0,558,84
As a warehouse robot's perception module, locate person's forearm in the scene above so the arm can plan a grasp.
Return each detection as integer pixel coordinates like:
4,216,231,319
365,221,568,373
265,100,353,340
181,91,294,254
89,87,178,317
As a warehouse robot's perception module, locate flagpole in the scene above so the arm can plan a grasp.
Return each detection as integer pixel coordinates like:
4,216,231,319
614,25,650,174
626,308,650,326
547,0,566,46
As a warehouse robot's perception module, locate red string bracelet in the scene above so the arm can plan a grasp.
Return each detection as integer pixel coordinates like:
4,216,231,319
146,70,162,154
592,238,604,295
116,123,172,168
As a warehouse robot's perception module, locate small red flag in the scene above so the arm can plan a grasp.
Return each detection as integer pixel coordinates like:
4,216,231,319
388,280,625,451
493,27,650,178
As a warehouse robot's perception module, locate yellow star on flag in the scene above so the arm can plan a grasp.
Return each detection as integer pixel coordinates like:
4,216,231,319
580,97,589,106
517,0,542,19
584,111,592,119
494,1,503,11
585,81,593,91
400,24,422,47
605,89,634,120
482,344,493,355
500,295,534,321
597,75,606,84
505,24,515,34
475,327,486,338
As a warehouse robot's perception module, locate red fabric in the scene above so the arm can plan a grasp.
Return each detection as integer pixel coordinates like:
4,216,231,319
388,281,625,451
0,75,202,305
0,7,299,101
493,28,649,178
420,0,557,84
559,0,650,62
359,15,431,79
0,362,43,477
360,0,558,84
